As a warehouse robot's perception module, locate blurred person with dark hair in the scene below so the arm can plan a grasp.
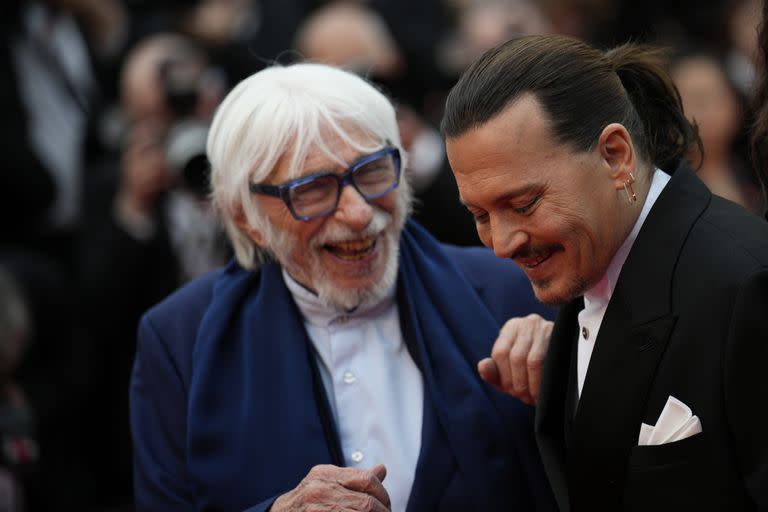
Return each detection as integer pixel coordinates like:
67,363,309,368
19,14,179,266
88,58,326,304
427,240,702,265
439,0,554,77
444,35,768,510
672,50,764,213
130,62,557,512
749,0,768,216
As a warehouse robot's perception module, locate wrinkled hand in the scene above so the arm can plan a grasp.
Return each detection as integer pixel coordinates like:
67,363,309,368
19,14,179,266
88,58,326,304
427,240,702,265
271,464,391,512
478,314,553,405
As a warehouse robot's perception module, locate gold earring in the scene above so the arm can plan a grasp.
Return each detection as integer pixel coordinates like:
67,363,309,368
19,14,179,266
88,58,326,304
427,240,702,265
623,171,637,204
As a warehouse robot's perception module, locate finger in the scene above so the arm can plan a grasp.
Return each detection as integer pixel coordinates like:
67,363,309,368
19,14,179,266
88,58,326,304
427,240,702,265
353,490,391,512
336,467,391,510
340,489,391,512
320,483,391,512
527,321,553,404
508,331,534,398
477,358,502,391
491,321,517,393
371,463,387,483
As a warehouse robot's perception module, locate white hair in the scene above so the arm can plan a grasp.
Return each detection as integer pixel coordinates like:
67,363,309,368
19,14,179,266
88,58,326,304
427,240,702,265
206,62,410,269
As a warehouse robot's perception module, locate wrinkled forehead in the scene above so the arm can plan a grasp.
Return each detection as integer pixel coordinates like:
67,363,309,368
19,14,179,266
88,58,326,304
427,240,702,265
270,122,387,183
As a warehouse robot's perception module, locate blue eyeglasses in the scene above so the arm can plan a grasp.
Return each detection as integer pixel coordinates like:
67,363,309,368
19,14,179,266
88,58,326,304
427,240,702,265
249,146,401,221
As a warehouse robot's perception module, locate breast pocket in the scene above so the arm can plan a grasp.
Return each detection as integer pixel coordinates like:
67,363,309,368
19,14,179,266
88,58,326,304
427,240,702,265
629,430,705,471
623,432,728,511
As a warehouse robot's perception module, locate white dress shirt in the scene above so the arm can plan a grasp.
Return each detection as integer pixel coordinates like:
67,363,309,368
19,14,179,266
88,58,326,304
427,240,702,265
283,270,423,512
576,169,671,397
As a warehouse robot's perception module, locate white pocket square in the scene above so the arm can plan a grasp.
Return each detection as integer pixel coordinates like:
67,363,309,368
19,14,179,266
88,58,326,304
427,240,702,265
638,395,702,446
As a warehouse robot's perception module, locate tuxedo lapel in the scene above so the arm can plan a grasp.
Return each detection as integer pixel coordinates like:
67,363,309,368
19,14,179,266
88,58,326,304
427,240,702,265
536,298,582,512
567,294,677,507
564,167,711,508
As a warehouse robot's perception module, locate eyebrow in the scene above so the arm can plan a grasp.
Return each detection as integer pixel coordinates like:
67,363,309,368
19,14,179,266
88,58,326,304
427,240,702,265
460,183,542,208
302,148,382,177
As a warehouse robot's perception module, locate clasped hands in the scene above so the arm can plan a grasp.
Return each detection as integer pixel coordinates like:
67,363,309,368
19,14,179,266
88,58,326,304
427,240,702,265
271,314,551,510
271,464,391,512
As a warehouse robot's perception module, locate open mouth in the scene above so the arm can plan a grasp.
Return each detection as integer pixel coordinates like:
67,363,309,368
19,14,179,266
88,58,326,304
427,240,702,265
324,237,377,261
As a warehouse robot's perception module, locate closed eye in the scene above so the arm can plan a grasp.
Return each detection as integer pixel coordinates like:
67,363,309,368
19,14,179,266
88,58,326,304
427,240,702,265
467,208,489,224
512,195,541,214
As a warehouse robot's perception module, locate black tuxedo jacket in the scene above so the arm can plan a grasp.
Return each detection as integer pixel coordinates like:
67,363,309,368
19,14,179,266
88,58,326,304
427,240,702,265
536,166,768,511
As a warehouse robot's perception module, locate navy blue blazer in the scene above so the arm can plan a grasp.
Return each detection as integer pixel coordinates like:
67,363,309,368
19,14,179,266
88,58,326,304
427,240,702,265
130,221,557,511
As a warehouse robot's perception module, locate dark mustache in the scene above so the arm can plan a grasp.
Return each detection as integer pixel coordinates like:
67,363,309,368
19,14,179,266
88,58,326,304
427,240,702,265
511,245,558,260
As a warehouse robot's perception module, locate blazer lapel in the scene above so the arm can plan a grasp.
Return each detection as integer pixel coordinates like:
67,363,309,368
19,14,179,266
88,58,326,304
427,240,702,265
404,380,460,512
396,222,544,510
187,263,338,507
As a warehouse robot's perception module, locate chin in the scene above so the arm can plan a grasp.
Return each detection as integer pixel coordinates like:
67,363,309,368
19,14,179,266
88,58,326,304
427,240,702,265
532,275,588,306
316,274,387,311
316,241,400,311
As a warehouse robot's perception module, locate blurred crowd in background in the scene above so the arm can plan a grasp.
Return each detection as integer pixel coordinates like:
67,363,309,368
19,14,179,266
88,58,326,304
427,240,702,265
0,0,765,510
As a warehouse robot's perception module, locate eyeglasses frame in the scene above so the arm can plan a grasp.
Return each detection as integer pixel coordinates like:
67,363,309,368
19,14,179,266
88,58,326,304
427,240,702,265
248,146,402,221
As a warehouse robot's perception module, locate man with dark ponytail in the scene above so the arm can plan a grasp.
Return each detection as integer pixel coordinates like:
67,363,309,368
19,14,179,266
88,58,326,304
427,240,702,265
443,35,768,511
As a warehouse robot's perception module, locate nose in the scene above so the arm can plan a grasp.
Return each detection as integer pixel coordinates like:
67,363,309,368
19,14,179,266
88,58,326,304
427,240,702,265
488,214,529,259
333,185,374,230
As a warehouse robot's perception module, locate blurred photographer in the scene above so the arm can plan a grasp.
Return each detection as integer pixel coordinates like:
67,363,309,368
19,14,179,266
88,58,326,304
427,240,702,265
79,33,228,509
113,34,228,282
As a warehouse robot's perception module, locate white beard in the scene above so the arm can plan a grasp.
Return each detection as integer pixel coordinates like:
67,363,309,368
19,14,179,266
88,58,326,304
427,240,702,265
261,203,406,311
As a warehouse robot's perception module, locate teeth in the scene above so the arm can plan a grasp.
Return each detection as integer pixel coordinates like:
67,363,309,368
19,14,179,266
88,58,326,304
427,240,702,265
335,239,374,251
326,238,376,260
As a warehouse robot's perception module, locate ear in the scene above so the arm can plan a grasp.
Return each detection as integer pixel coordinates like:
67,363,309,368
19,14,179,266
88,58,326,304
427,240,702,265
234,206,266,246
597,123,636,190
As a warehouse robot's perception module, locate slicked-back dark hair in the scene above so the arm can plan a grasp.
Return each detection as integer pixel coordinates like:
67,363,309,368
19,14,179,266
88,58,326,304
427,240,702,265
442,35,701,173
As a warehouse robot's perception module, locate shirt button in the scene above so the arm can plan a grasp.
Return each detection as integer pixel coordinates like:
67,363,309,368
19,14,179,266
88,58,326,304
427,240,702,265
582,326,589,340
343,371,357,384
351,450,364,463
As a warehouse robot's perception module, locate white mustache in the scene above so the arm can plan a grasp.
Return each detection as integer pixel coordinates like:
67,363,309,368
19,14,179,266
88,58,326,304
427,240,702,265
313,209,392,247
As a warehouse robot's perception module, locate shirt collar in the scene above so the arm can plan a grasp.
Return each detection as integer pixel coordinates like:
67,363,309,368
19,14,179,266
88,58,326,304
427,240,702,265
282,268,397,327
584,168,671,306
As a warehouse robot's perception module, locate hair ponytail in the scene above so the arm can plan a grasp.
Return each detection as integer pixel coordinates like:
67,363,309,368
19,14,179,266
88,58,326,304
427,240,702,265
605,44,702,172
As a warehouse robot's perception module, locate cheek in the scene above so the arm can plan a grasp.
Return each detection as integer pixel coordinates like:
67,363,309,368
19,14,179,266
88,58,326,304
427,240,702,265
376,190,400,216
297,222,325,252
537,200,586,240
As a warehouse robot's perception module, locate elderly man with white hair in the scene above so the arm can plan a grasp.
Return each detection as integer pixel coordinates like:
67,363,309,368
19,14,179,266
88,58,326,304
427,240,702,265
129,62,556,512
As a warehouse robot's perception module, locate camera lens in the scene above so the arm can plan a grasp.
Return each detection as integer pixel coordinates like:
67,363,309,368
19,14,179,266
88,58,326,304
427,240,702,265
165,120,211,197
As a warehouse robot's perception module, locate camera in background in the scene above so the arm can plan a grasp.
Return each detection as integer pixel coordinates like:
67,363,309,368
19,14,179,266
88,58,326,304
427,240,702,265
159,52,223,199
